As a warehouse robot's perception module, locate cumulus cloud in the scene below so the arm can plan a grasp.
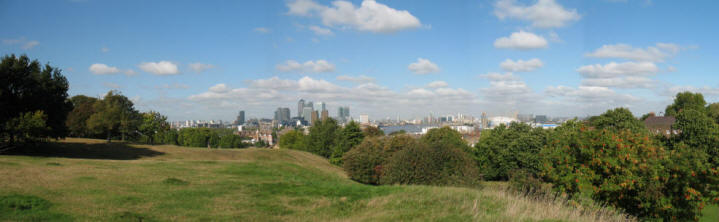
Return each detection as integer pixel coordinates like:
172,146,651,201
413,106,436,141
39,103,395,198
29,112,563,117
494,0,580,28
209,83,230,93
577,61,658,78
138,61,179,75
124,69,137,76
585,43,682,62
580,76,655,89
188,63,215,73
286,0,422,33
2,37,40,49
427,81,448,88
248,76,299,90
408,58,440,74
546,85,639,104
500,58,543,72
479,72,519,81
494,31,548,50
276,59,336,73
89,63,120,75
103,82,122,89
336,75,375,83
309,25,334,36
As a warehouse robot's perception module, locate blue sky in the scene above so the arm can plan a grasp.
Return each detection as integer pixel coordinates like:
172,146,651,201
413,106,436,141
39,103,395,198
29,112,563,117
2,0,718,121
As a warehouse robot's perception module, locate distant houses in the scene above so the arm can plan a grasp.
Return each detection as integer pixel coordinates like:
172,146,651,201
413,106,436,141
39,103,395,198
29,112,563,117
643,116,679,137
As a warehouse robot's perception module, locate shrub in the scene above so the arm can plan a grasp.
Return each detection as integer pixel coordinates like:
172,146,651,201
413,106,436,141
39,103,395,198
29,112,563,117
475,122,547,181
342,137,386,185
380,142,480,187
279,129,306,150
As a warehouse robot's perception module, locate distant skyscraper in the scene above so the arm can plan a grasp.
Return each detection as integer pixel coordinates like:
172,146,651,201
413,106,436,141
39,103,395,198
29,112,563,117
481,112,488,129
360,114,369,124
317,102,326,111
274,107,291,122
237,110,245,125
337,106,350,122
535,115,548,123
311,110,319,125
297,99,305,118
321,109,329,120
302,107,313,122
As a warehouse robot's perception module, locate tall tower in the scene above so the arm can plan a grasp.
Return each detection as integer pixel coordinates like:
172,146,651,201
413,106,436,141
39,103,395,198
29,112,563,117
481,112,488,129
297,99,305,118
238,110,245,125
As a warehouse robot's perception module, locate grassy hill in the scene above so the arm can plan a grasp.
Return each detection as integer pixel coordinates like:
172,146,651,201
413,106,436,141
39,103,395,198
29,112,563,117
0,138,647,221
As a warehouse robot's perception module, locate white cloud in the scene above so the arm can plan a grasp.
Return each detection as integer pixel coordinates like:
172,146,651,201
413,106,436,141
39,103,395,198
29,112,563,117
580,76,655,89
427,81,448,88
248,76,299,90
576,61,658,78
494,0,581,28
546,85,639,105
500,58,543,72
276,59,336,73
664,86,719,97
2,37,39,49
336,75,376,83
103,82,122,89
254,27,271,33
287,0,422,33
408,58,440,74
188,63,215,73
309,25,334,36
156,83,190,90
89,63,120,75
209,83,230,93
494,31,548,50
124,69,137,76
479,72,519,81
138,61,179,75
585,43,682,62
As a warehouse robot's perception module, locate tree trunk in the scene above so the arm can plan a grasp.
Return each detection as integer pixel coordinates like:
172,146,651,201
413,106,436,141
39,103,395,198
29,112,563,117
107,131,111,143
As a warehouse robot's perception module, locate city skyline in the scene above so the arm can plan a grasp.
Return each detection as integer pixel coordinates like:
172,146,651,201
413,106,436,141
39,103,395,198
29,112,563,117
3,0,719,121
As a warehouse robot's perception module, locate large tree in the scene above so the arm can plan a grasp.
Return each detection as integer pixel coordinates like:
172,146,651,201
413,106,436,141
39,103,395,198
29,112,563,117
138,111,169,145
330,121,364,165
86,91,140,142
590,107,646,133
665,91,706,117
65,95,99,137
306,118,340,158
0,54,72,147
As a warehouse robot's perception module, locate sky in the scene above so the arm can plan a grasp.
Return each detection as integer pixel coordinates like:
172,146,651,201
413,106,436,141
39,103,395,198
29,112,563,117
2,0,719,121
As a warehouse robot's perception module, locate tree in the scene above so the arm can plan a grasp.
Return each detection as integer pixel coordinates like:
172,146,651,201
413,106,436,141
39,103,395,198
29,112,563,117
475,122,547,180
665,92,706,117
706,103,719,124
66,95,99,138
362,126,384,137
279,129,306,150
138,111,169,145
672,109,719,167
330,121,364,165
86,91,140,142
421,127,471,152
0,54,73,147
590,107,646,133
305,118,340,158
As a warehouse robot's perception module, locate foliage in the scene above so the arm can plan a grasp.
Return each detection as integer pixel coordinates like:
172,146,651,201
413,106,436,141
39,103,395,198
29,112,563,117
279,129,306,150
707,103,719,124
3,111,49,144
421,127,472,153
380,141,480,187
590,108,647,133
65,95,99,138
388,130,406,136
665,91,706,117
138,111,169,145
218,134,248,148
542,122,719,221
342,137,387,185
0,54,73,146
671,109,719,167
330,121,364,165
305,118,340,158
362,126,384,137
475,122,548,180
86,91,140,142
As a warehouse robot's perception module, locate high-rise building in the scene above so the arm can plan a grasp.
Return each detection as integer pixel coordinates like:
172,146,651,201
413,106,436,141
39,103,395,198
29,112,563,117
297,99,305,118
317,102,326,111
535,115,548,123
481,112,488,129
302,107,313,122
274,107,291,123
337,106,350,122
360,114,369,124
237,110,245,125
311,110,319,125
321,109,329,120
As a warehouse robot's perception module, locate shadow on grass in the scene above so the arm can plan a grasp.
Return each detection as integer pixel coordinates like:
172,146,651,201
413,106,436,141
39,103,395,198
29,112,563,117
2,141,164,160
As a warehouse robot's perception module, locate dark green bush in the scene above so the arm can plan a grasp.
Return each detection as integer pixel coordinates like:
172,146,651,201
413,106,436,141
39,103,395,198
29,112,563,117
475,122,547,181
342,137,386,185
380,142,480,187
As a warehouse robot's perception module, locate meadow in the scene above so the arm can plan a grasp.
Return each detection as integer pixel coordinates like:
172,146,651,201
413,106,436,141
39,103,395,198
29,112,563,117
0,138,712,221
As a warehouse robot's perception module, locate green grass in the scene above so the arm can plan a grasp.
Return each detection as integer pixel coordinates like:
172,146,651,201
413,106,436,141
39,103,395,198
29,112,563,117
700,204,719,222
0,138,633,221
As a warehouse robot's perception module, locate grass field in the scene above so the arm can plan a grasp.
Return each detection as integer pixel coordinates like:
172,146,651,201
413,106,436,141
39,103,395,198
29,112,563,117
0,138,710,221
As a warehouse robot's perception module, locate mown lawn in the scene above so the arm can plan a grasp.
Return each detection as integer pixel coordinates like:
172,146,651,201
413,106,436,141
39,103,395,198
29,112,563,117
1,138,631,221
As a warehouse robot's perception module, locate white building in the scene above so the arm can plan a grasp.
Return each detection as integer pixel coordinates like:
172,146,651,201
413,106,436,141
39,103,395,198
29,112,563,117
488,116,518,129
359,114,369,124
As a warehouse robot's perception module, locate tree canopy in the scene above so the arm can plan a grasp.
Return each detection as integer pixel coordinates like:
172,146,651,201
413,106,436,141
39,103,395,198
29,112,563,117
665,91,706,116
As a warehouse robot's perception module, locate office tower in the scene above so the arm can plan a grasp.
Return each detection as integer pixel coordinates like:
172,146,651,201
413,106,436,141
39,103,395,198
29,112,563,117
360,114,369,124
321,109,329,120
302,107,313,122
297,99,305,118
481,112,488,129
281,108,290,122
311,110,319,125
317,102,326,111
237,110,245,125
306,101,314,110
535,115,548,123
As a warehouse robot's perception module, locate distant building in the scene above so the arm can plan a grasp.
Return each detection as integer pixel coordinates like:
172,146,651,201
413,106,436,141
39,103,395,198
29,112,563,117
297,99,305,118
489,116,517,128
337,106,350,122
360,114,369,124
302,107,313,122
236,110,245,125
274,107,291,123
535,115,548,123
481,112,488,129
311,110,319,125
644,116,678,137
321,109,329,120
317,102,326,111
517,114,534,123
